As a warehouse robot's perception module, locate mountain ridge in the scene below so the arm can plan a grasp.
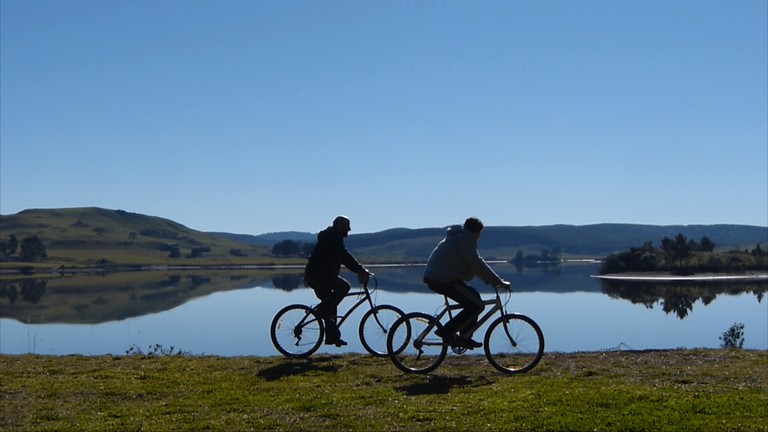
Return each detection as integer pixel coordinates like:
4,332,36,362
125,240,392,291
1,207,766,265
211,222,768,260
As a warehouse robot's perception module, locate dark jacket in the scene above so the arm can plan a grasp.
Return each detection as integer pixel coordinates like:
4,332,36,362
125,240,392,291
305,226,364,280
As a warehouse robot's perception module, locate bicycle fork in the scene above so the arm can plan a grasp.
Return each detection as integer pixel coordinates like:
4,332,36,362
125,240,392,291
500,316,518,348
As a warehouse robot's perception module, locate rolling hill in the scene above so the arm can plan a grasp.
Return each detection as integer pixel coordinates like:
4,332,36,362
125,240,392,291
214,223,768,261
1,207,766,267
0,207,274,267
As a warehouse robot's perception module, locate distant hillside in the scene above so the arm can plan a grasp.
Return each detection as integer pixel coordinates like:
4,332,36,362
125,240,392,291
1,207,766,266
0,207,273,266
347,224,768,261
209,231,315,246
212,223,768,262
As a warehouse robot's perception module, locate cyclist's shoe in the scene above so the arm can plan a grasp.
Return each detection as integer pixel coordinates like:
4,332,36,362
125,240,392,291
459,337,482,349
435,327,457,343
324,325,347,347
325,335,348,347
437,328,473,348
326,338,348,347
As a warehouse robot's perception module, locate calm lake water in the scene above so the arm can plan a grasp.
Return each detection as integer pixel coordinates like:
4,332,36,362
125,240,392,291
1,262,766,356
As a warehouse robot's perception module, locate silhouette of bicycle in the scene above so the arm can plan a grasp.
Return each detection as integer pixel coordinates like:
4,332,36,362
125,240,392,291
271,275,404,358
387,285,544,374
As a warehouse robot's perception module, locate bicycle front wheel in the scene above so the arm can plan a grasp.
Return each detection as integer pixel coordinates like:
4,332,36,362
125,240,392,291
359,304,404,357
387,312,447,374
270,304,324,358
484,313,544,374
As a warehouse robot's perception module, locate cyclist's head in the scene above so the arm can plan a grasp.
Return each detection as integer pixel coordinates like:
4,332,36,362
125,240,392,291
463,217,484,236
332,215,352,236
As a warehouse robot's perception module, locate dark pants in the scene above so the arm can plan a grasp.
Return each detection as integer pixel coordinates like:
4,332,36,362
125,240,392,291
304,274,351,340
424,278,484,337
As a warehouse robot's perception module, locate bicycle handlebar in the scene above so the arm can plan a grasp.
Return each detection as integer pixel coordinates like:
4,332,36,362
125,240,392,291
361,274,378,291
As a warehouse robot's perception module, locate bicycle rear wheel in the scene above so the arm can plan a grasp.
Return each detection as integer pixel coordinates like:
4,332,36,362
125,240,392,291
387,312,447,374
270,304,324,358
484,313,544,374
359,304,404,357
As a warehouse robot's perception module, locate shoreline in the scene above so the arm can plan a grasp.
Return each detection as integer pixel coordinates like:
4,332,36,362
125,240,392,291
593,271,768,282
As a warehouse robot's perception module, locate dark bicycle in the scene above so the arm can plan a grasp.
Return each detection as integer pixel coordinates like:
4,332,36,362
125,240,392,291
386,285,544,374
270,275,404,358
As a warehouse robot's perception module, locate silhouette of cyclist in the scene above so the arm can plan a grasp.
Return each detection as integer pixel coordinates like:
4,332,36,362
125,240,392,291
304,215,373,347
423,217,511,349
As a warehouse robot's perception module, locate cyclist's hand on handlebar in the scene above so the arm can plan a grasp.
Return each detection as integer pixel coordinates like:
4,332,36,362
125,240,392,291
357,269,372,285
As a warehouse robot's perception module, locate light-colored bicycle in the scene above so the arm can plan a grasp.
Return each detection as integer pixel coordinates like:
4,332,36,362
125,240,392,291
386,286,544,374
270,275,404,358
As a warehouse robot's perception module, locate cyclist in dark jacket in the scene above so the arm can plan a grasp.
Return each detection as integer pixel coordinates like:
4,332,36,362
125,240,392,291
305,215,372,347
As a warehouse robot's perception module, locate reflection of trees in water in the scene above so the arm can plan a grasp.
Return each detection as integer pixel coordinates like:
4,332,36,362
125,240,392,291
512,261,561,275
0,279,48,305
271,274,304,291
20,279,47,304
139,275,209,302
0,271,288,324
153,275,210,288
601,280,767,319
660,291,695,319
156,275,182,287
189,276,211,286
0,282,19,304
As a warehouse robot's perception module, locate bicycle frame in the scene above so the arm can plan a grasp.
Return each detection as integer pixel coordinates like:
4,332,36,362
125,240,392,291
387,286,544,374
415,289,507,348
334,283,378,329
289,279,381,333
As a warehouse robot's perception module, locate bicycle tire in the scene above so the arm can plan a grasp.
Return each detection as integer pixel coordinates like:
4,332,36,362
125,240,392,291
270,304,324,358
484,313,544,374
359,304,405,357
387,312,447,374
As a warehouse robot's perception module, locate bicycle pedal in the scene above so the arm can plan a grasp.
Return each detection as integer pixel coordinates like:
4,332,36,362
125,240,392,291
451,346,468,355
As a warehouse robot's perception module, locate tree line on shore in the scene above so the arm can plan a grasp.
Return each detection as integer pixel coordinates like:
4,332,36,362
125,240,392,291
600,233,767,274
0,234,47,262
3,231,767,275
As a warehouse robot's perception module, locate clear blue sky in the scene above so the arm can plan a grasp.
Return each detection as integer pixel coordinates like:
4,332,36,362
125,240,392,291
2,0,766,235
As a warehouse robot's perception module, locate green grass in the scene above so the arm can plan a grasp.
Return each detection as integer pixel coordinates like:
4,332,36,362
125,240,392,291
2,349,766,431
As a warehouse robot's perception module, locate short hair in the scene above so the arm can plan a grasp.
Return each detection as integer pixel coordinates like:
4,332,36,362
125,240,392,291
463,217,484,233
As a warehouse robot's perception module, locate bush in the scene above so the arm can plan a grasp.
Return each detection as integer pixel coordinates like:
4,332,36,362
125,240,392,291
719,323,745,349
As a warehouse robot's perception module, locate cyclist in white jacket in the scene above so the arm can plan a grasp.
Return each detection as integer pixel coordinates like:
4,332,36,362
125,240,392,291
423,217,511,349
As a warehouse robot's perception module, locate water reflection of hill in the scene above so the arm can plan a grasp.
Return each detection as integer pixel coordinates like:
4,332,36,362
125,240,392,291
0,270,291,324
2,263,764,324
0,264,602,324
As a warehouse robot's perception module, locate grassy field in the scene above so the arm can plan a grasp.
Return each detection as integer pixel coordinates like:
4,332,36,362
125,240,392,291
1,349,766,431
